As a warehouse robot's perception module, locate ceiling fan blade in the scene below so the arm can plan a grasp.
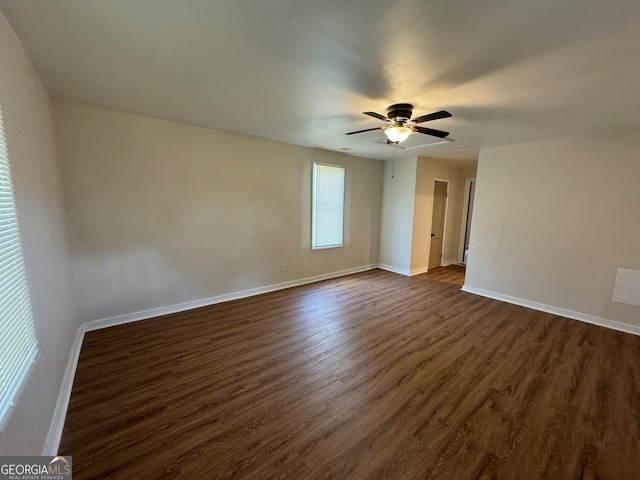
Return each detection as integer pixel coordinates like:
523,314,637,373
411,110,452,124
363,111,389,121
345,126,385,135
413,126,450,138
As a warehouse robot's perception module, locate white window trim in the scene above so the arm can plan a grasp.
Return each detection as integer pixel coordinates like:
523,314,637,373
311,162,345,250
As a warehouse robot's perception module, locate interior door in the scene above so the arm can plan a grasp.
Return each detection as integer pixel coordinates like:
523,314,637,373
429,181,448,270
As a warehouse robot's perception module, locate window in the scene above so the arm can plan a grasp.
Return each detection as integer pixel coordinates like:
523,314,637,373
0,102,38,427
312,163,345,249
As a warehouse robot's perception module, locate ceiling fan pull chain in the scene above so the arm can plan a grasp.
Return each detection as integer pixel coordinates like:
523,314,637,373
392,146,396,179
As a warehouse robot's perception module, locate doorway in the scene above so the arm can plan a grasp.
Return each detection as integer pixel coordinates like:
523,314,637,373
428,180,449,270
458,178,476,264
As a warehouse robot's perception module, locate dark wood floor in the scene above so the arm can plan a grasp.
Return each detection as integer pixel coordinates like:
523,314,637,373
60,267,640,479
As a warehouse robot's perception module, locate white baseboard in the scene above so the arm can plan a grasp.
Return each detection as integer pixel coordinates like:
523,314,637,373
410,266,429,276
377,263,410,276
84,264,378,332
43,325,86,455
377,261,461,277
461,285,640,337
43,264,378,454
409,260,458,276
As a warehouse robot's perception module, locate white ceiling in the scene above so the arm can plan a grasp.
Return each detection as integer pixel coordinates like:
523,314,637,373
2,0,640,162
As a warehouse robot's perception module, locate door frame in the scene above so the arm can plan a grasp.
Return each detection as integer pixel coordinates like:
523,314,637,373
429,178,450,269
458,177,476,264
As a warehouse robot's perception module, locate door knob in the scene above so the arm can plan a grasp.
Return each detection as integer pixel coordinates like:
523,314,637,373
431,233,435,237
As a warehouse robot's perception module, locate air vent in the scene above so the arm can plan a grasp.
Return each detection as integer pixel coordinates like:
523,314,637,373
372,139,406,149
373,137,453,150
404,138,453,150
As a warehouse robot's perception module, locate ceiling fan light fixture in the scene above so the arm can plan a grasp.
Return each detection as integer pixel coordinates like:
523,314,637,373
384,123,412,143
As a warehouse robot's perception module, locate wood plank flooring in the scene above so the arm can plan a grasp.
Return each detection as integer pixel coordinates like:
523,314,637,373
60,267,640,479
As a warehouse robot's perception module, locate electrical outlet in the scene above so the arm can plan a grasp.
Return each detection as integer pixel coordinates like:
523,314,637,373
279,264,285,272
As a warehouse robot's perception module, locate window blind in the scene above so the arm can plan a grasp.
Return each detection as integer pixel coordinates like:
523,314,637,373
0,103,38,427
312,163,345,249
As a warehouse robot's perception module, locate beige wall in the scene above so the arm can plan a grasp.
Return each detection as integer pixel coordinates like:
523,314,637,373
378,157,417,274
411,157,477,272
465,132,640,328
53,101,383,323
0,13,77,454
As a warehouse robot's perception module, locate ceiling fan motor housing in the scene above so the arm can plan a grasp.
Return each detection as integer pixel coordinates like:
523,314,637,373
387,103,414,122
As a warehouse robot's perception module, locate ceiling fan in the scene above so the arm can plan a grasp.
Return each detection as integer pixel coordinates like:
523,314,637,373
345,103,451,143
